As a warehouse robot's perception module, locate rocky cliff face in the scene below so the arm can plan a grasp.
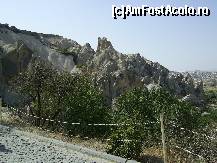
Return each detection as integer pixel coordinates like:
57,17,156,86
185,71,217,87
0,39,33,104
0,23,205,106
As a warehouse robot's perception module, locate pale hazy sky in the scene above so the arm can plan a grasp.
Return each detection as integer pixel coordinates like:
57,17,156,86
0,0,216,72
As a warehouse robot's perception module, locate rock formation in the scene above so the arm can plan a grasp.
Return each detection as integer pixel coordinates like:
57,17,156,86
0,23,205,106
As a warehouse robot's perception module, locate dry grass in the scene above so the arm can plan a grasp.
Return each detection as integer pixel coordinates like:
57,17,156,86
0,107,107,152
0,107,165,162
138,147,163,163
1,107,204,163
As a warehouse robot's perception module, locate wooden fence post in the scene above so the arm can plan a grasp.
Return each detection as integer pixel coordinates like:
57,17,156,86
160,112,167,163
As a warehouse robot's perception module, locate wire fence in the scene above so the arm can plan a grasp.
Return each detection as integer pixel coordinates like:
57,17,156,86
2,105,217,162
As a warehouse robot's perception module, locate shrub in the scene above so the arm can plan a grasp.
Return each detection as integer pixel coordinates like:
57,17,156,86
107,88,160,159
107,87,202,159
10,58,110,137
10,58,57,126
61,74,110,137
205,88,217,104
107,123,144,159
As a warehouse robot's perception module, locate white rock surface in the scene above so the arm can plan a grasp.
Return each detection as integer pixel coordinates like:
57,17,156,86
0,23,205,106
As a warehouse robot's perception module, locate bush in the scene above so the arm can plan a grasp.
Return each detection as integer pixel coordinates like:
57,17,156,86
107,87,202,159
205,88,217,104
10,58,110,137
61,74,110,137
107,123,144,159
10,58,58,126
107,88,159,159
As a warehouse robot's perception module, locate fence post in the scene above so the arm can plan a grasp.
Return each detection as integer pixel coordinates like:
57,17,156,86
160,112,167,163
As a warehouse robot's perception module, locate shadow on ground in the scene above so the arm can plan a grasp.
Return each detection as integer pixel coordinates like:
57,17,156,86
139,155,163,163
0,123,14,154
0,143,13,153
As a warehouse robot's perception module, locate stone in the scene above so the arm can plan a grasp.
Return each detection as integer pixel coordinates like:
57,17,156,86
0,23,205,106
182,94,204,106
0,40,32,105
77,43,95,65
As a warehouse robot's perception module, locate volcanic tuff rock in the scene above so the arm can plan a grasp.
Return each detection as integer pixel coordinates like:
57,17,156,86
185,71,217,87
0,23,204,106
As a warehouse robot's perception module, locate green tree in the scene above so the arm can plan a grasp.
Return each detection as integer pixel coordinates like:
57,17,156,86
108,88,159,159
11,58,57,126
107,87,202,159
11,58,110,136
62,74,110,136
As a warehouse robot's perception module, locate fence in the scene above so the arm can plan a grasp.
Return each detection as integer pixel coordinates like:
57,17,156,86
0,101,216,162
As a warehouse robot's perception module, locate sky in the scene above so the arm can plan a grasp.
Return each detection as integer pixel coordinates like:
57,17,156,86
0,0,216,72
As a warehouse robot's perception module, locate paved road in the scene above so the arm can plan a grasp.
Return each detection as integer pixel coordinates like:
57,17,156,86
0,125,133,163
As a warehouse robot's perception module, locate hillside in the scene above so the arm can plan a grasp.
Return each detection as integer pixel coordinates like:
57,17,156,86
185,71,217,87
0,23,204,106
